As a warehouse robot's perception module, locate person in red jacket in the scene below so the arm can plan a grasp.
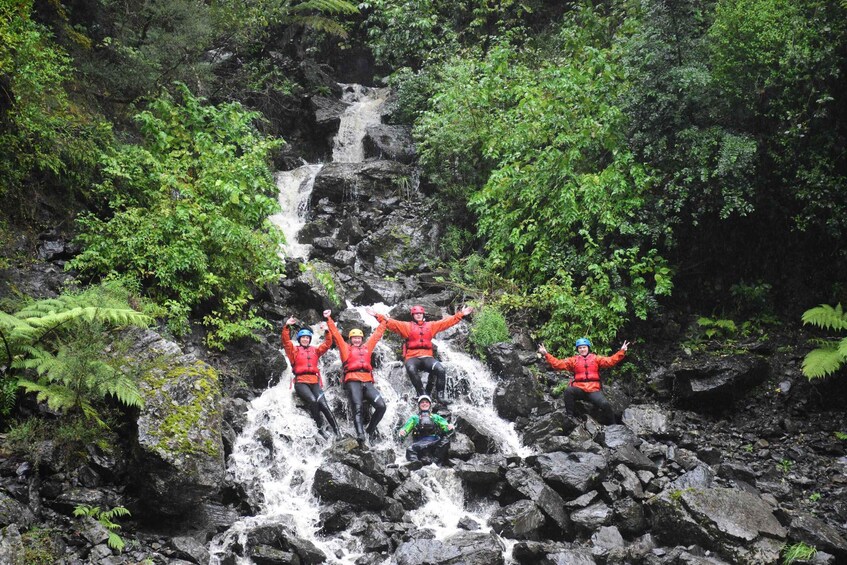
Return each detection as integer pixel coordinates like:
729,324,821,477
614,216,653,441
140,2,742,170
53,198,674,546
538,337,630,425
324,309,388,447
282,317,340,438
366,304,472,404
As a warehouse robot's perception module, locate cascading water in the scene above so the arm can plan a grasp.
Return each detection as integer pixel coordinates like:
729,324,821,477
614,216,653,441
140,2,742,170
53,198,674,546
268,164,323,259
332,84,389,163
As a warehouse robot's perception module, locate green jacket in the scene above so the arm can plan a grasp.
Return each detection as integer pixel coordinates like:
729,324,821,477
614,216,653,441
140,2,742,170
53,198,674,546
400,412,451,436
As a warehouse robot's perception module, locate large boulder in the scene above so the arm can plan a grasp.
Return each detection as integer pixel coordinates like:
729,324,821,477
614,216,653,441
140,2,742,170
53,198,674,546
648,486,787,563
490,500,546,540
394,531,504,565
130,329,225,518
312,462,387,509
533,451,609,497
665,354,771,408
505,468,572,536
363,124,416,163
310,161,413,206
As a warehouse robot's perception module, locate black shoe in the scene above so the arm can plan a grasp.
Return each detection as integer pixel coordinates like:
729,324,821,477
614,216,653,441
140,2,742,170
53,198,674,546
433,394,452,406
356,434,367,449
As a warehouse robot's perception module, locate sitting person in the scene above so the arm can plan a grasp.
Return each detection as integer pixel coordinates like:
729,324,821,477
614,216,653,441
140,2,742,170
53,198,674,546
398,394,454,469
538,337,630,425
281,317,339,438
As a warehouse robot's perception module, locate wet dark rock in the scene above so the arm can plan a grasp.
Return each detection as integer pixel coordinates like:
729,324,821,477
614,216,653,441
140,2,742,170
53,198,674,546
456,417,500,455
598,425,642,449
446,432,476,460
648,486,786,563
609,443,658,472
505,468,572,535
310,161,413,206
571,501,612,531
533,451,608,497
313,462,386,509
490,499,546,540
394,531,505,565
454,454,507,484
311,96,348,131
0,492,35,529
485,343,525,381
667,355,771,408
494,372,544,421
172,535,210,564
393,479,426,510
670,465,715,490
789,512,847,560
363,124,415,163
249,544,300,564
521,410,577,448
622,405,671,437
613,497,647,535
353,276,409,305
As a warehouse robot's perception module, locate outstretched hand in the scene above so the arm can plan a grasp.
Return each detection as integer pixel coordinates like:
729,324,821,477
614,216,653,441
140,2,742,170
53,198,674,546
460,306,473,316
323,309,332,319
364,307,378,317
398,429,407,438
285,316,298,326
319,322,328,331
621,340,630,352
537,344,547,355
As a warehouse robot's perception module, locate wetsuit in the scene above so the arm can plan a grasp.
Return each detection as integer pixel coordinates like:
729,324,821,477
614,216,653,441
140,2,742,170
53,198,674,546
544,349,626,425
399,410,452,464
376,311,466,399
326,317,388,443
281,327,339,436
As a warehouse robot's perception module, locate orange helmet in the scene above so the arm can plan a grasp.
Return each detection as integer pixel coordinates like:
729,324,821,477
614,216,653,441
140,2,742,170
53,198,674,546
410,305,425,315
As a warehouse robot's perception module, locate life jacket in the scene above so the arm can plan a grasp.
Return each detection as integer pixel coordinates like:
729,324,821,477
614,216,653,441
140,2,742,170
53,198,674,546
343,344,373,375
291,346,323,385
404,321,434,355
413,411,438,438
572,353,601,383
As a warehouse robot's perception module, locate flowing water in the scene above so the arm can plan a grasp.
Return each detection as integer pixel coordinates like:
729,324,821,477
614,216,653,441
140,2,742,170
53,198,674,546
210,85,528,563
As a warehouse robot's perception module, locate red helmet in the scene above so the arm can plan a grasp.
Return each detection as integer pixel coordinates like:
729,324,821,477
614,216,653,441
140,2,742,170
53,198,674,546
410,305,425,315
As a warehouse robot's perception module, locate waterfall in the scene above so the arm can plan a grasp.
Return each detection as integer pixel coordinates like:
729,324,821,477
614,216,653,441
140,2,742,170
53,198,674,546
268,164,323,259
332,84,389,163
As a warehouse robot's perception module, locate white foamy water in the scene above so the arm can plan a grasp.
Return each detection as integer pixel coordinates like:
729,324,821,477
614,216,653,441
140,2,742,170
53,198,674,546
332,84,389,163
268,164,323,259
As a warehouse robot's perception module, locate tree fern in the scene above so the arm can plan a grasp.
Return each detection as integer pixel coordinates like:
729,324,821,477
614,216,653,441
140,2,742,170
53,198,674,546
801,303,847,379
0,282,150,419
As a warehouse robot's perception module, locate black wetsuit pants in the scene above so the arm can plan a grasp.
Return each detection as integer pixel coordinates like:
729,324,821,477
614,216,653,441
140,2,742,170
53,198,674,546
562,386,615,425
344,380,386,439
404,357,446,397
294,382,339,434
406,435,451,464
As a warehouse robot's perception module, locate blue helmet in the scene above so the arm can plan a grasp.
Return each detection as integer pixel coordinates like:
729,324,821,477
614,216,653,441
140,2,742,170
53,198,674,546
296,329,314,341
575,337,592,349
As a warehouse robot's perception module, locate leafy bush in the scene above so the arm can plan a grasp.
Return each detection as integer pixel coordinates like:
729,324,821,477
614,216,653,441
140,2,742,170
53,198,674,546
0,0,111,216
801,303,847,379
468,305,510,358
68,85,285,347
416,4,671,350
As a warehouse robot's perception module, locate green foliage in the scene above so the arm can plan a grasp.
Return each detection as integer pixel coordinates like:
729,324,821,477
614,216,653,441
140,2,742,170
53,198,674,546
0,0,111,216
468,305,510,358
6,414,118,459
696,317,738,340
808,492,821,503
73,505,131,552
835,431,847,441
782,542,817,565
801,303,847,379
68,85,285,348
416,4,671,350
61,0,215,111
0,282,151,420
778,458,793,474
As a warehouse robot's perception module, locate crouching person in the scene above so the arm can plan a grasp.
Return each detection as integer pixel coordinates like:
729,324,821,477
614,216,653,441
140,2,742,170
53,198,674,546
398,395,454,469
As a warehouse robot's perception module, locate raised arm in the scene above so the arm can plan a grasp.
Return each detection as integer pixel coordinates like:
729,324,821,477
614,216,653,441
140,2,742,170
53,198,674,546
365,320,388,351
323,310,348,359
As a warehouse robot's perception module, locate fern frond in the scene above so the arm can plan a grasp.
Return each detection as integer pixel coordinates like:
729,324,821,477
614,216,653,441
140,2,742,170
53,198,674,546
802,347,846,379
286,14,349,36
18,380,78,412
289,0,359,15
839,337,847,358
101,373,144,409
802,303,847,331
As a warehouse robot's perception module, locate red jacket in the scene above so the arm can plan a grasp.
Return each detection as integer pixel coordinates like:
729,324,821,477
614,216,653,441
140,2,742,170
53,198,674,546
544,350,626,393
377,311,465,359
281,328,332,385
326,317,387,383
